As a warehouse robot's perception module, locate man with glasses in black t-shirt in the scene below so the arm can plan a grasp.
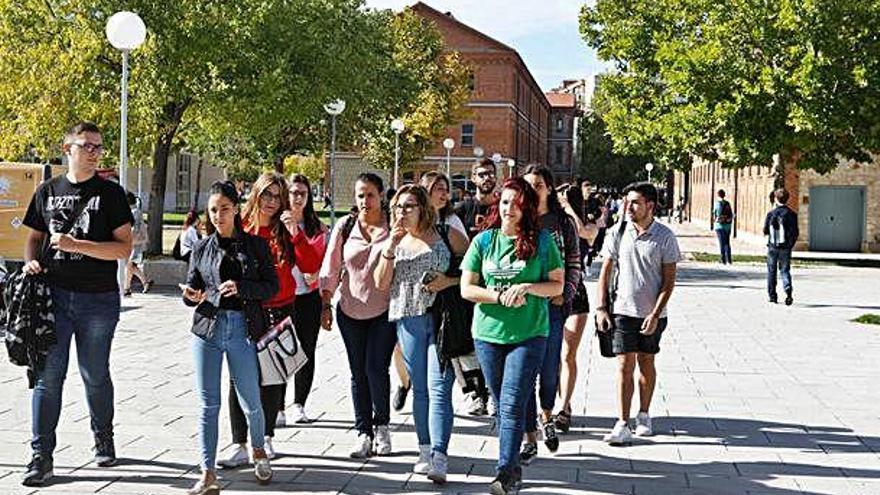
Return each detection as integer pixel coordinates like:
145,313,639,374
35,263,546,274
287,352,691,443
20,122,133,486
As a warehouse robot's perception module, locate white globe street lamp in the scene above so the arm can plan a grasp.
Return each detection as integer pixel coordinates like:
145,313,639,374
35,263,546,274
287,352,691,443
473,146,484,159
391,118,405,189
645,162,654,182
324,99,346,225
106,11,145,298
491,153,502,166
507,158,516,178
442,138,455,178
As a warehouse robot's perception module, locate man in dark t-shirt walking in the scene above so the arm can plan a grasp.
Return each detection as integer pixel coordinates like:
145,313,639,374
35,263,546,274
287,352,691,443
21,122,133,486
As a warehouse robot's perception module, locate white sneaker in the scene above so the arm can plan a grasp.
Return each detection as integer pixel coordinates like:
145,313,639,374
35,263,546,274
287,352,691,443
427,451,448,484
264,437,276,459
291,404,310,424
635,412,653,437
413,444,431,474
253,457,272,485
603,420,633,446
217,444,249,469
275,411,286,428
374,425,392,456
349,433,373,459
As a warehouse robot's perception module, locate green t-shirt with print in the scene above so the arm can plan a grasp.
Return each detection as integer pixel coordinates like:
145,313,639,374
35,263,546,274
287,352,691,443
461,229,563,344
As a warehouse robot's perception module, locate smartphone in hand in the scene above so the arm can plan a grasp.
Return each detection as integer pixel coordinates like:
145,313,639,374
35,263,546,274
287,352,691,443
420,271,439,285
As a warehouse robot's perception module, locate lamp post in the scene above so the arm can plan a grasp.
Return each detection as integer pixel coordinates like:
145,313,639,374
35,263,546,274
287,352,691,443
391,118,405,189
507,158,516,178
106,11,146,192
106,11,145,298
491,152,502,166
324,99,346,226
442,138,455,178
645,162,654,182
473,146,484,159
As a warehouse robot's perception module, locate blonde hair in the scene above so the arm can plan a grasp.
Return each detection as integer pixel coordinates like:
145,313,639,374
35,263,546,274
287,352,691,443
390,184,436,234
241,171,293,263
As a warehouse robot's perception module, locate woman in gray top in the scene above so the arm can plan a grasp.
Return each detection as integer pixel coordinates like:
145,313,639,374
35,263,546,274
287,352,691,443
374,184,456,484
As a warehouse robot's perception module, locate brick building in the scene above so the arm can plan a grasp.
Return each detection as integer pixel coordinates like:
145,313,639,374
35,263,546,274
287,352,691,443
545,92,577,181
410,2,551,181
676,155,880,253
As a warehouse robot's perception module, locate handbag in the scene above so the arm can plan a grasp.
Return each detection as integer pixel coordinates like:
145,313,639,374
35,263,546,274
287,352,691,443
255,315,308,386
432,223,474,368
595,219,628,358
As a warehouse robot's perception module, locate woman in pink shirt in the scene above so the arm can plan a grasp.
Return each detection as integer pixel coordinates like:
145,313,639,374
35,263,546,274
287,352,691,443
319,173,395,459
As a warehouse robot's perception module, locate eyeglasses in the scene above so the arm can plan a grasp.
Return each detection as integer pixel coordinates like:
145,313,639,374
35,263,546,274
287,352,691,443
393,203,419,212
260,191,282,203
475,171,495,179
71,142,103,154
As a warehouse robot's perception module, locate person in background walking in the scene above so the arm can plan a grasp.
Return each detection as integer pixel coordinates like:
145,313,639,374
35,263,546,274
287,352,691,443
519,165,580,463
596,182,682,446
183,181,277,493
218,172,322,467
713,189,734,264
319,173,396,459
374,184,457,483
461,177,563,495
124,192,153,296
763,188,799,305
275,174,328,427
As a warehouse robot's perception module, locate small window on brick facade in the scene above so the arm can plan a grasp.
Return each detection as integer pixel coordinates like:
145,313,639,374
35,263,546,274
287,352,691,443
555,145,563,165
468,71,475,92
461,124,475,146
556,118,564,132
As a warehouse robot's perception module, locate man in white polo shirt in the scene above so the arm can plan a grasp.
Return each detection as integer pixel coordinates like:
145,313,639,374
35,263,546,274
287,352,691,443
596,182,682,445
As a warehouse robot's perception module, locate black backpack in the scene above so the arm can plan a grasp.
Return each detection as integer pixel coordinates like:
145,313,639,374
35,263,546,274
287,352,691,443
717,200,733,224
431,223,474,369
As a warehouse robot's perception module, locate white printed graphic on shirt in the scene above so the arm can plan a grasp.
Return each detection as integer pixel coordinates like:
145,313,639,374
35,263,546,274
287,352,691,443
484,255,526,291
46,195,101,261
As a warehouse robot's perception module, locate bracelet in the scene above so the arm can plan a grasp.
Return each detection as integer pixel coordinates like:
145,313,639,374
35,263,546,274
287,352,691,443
496,289,504,305
381,250,396,260
596,305,609,312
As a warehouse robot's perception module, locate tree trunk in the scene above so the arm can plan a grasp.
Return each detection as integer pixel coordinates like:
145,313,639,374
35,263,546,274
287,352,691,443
146,101,189,256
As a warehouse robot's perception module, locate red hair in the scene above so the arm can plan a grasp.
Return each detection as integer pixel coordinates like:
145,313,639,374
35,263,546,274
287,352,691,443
485,177,539,260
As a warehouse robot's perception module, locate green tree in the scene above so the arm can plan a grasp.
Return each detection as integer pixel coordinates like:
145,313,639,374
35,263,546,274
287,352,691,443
283,154,324,185
577,110,653,190
580,0,880,173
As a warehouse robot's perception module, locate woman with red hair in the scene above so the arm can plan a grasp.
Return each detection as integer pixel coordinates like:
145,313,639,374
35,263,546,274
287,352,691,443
460,177,564,495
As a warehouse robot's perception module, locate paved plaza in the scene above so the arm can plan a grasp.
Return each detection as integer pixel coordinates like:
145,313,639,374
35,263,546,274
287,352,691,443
1,233,879,494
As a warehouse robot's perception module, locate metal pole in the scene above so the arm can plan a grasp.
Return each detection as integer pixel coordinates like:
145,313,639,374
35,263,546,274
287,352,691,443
330,115,337,226
394,132,400,190
445,149,451,178
120,50,129,190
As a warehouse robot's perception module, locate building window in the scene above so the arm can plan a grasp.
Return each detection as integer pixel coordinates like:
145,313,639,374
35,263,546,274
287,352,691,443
555,145,563,165
176,153,192,211
556,118,564,132
461,124,475,146
468,71,475,92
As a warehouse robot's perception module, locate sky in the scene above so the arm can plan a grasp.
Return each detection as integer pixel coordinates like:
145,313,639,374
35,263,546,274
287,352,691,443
363,0,612,91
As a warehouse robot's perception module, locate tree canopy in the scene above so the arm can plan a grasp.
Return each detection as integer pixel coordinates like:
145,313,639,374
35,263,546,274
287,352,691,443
580,0,880,173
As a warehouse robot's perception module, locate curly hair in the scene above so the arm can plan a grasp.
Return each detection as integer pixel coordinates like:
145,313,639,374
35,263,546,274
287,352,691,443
485,177,539,260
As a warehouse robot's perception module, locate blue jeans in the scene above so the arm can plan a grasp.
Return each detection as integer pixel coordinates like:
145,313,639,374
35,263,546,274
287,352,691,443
716,229,732,264
767,246,793,297
474,336,546,476
396,314,456,455
337,308,397,437
525,305,564,434
191,310,264,470
31,288,120,457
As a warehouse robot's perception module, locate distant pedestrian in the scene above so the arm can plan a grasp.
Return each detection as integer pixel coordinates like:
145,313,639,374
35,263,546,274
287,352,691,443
763,188,799,305
461,177,563,494
713,189,734,264
596,182,682,446
124,192,153,296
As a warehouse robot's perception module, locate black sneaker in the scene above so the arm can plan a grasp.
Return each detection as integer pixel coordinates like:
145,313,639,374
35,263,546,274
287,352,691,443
94,437,117,467
769,294,778,304
519,442,538,465
785,292,793,306
392,385,409,412
22,454,53,486
489,470,518,495
542,420,559,452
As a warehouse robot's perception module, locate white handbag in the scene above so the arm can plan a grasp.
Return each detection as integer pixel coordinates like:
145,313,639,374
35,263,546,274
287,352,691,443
255,315,308,386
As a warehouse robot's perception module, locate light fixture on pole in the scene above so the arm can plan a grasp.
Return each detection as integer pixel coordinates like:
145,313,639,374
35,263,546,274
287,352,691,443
107,11,145,298
473,146,484,159
491,153,502,169
106,11,146,192
391,118,405,189
442,138,455,178
507,158,516,178
645,162,654,182
324,99,346,226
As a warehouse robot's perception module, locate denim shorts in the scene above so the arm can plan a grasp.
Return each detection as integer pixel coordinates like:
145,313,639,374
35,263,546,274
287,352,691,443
612,315,667,355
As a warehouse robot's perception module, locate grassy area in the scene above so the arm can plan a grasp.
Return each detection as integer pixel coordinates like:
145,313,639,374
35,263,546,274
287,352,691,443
689,252,826,267
852,314,880,325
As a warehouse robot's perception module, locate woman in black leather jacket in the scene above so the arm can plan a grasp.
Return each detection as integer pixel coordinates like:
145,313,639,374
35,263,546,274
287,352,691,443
181,181,278,495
